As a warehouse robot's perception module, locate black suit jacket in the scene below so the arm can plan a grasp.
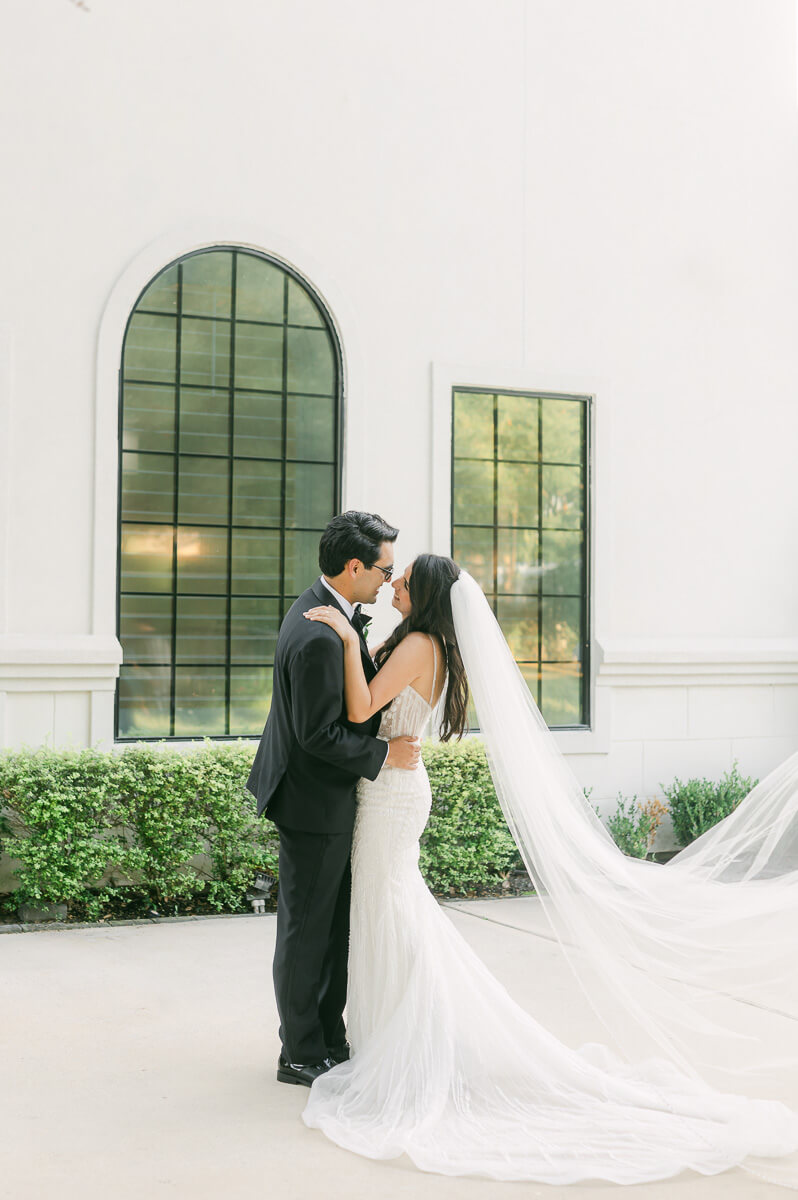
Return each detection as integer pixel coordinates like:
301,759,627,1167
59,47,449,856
246,579,388,833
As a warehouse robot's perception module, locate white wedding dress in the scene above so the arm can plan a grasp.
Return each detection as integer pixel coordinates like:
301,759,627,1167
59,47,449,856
302,632,798,1185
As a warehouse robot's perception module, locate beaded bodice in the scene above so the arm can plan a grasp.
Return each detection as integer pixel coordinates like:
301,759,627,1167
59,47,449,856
374,634,443,743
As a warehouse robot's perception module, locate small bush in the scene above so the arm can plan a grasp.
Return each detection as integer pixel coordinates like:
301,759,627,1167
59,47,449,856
662,761,756,847
601,794,667,858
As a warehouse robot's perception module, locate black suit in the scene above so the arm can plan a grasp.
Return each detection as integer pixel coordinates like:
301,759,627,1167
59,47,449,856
246,579,388,1063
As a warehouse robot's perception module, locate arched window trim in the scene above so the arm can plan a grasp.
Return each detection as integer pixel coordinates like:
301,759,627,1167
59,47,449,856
113,244,344,741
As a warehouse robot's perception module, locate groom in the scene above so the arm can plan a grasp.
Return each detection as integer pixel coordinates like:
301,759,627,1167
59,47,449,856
247,511,420,1086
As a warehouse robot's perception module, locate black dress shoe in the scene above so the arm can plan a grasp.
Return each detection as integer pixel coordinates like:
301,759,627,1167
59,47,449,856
276,1054,333,1087
326,1043,350,1065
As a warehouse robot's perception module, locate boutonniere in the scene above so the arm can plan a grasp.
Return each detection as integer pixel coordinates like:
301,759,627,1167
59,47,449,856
352,609,372,639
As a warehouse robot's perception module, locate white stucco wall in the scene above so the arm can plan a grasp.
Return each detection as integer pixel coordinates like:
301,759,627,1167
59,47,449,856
1,0,797,834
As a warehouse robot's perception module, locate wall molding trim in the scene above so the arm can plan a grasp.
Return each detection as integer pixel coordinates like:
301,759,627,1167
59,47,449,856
596,638,798,687
0,635,123,692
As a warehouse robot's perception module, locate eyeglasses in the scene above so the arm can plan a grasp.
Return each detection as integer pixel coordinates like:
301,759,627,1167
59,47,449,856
370,562,394,581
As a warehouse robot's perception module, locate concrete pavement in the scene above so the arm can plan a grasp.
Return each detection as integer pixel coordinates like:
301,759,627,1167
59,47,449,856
1,898,794,1200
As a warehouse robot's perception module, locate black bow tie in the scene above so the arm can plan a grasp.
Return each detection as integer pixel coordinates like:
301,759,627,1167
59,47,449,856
351,606,371,638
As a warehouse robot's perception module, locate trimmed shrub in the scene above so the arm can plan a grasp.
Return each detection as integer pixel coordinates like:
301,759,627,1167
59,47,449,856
0,742,278,919
420,738,523,892
0,738,521,916
0,747,123,914
662,761,756,847
1,740,759,917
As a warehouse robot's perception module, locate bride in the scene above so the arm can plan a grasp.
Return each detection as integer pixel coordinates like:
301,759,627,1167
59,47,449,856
300,554,798,1186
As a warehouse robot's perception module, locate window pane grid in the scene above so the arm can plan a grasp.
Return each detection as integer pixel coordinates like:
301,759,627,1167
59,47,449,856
120,448,336,465
451,523,583,533
124,377,335,398
121,592,292,600
223,252,238,733
121,520,330,530
117,249,341,740
133,309,328,332
452,387,589,729
168,265,184,734
455,457,579,468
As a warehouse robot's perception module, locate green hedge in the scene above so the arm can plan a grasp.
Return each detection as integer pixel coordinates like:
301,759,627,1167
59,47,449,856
0,740,761,920
0,743,278,920
0,739,519,919
420,739,523,891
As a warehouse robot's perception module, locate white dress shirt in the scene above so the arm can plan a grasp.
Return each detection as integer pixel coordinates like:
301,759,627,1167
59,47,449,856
318,577,388,769
319,576,356,620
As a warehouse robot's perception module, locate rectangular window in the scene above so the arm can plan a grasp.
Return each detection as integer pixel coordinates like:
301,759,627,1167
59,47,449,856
451,388,590,728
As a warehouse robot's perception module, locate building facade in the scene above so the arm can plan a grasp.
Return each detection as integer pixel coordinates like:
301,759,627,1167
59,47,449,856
2,0,798,844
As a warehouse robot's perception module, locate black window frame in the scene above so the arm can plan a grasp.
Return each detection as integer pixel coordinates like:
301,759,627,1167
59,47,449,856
450,386,592,731
114,246,344,742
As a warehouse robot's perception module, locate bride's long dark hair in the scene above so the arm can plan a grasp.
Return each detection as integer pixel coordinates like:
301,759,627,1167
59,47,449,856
374,554,468,741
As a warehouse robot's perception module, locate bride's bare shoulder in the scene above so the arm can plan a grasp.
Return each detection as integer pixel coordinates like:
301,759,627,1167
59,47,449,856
389,632,442,673
377,633,441,677
389,631,431,660
379,632,434,671
406,630,444,659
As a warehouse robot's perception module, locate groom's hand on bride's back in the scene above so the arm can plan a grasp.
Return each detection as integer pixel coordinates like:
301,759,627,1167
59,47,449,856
385,737,421,770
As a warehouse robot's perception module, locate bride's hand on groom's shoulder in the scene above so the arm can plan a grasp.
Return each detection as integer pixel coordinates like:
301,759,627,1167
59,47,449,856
304,606,357,643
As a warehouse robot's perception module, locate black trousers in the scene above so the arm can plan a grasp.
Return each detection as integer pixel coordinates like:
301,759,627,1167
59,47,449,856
273,825,352,1064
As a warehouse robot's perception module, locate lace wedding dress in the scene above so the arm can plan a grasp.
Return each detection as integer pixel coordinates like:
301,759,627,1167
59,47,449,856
302,633,798,1185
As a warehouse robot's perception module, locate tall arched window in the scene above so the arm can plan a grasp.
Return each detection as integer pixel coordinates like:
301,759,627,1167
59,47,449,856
116,247,342,740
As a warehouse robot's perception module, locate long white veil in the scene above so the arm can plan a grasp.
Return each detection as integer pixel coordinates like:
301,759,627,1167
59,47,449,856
303,567,798,1187
450,571,798,1098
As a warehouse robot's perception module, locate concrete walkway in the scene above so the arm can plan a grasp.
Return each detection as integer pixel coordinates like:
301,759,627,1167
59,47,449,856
1,898,794,1200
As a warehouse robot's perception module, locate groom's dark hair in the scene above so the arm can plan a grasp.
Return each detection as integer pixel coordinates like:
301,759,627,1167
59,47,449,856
319,511,399,576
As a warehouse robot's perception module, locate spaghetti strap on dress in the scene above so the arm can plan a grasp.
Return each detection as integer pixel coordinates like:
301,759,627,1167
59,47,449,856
427,634,438,705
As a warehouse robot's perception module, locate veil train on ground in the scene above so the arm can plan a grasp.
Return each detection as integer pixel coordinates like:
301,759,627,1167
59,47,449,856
451,570,798,1181
304,571,798,1186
